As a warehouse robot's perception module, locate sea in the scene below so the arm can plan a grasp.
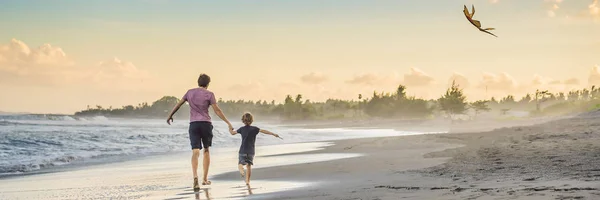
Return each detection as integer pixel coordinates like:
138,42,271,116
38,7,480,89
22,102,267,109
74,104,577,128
0,114,429,177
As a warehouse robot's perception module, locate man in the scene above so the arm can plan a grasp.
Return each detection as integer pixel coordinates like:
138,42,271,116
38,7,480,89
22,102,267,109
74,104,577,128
166,73,233,190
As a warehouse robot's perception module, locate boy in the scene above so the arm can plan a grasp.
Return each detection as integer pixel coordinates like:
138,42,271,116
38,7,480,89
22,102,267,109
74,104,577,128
229,112,281,185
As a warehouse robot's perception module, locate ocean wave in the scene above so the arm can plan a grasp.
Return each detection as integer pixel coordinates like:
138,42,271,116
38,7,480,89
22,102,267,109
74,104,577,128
0,117,425,176
0,131,198,174
0,114,109,122
0,117,212,175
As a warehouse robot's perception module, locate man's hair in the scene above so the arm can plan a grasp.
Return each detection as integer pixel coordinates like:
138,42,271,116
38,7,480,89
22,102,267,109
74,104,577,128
197,74,211,87
242,112,254,126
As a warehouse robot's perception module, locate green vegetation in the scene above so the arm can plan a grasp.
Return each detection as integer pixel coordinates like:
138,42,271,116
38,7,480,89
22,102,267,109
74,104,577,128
471,100,491,117
438,81,468,118
74,84,600,121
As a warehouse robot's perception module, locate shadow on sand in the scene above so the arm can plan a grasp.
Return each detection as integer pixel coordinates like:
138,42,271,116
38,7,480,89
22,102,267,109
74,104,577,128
171,184,257,200
226,184,255,199
173,187,211,200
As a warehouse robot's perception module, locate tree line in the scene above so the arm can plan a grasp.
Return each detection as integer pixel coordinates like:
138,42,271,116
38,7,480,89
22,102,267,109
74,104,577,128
75,83,600,121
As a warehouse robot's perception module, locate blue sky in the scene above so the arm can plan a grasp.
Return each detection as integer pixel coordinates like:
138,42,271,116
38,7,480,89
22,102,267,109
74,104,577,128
1,0,599,113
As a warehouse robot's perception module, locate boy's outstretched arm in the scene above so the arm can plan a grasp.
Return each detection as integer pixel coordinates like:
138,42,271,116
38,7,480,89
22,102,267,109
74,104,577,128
259,129,280,138
166,99,187,125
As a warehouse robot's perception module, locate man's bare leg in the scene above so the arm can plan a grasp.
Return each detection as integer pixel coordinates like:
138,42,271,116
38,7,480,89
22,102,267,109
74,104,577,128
245,164,252,185
191,149,201,189
192,149,201,178
202,148,211,185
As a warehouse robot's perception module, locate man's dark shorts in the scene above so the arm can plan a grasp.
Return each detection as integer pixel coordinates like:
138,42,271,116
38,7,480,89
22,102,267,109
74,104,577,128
189,121,213,150
238,154,254,165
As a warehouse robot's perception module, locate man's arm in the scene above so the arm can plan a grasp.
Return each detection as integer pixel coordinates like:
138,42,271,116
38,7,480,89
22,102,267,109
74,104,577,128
212,103,233,131
166,99,187,125
259,129,280,138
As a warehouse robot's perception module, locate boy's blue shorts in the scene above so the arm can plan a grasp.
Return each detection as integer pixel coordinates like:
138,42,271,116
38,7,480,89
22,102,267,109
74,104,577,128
239,154,254,165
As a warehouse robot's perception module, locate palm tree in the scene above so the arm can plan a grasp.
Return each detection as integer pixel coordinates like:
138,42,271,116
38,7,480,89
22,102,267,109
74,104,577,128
535,89,550,112
358,94,363,117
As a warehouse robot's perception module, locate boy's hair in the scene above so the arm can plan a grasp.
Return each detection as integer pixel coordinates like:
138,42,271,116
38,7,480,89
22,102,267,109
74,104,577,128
242,112,253,126
197,74,211,87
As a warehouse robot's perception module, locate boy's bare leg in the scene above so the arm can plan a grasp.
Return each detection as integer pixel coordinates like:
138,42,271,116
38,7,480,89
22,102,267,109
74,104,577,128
202,148,211,185
245,164,252,185
246,184,253,195
238,164,246,177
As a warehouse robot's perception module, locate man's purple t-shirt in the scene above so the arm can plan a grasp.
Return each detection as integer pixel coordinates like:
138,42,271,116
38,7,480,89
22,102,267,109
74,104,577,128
183,88,217,122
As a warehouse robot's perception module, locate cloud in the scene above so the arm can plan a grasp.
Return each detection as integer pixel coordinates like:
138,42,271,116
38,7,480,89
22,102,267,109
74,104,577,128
403,67,435,87
0,39,75,85
589,65,600,86
548,77,579,86
448,72,470,88
531,74,555,86
544,0,563,18
91,57,150,83
549,80,562,85
564,77,580,85
346,73,399,86
499,0,597,20
527,74,579,92
346,73,380,85
591,0,600,19
0,39,73,72
0,38,151,90
227,81,266,99
300,72,328,84
555,0,599,21
478,72,519,91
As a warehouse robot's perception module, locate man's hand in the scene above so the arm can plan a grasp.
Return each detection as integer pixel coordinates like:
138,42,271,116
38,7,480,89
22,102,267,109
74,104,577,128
166,99,186,125
228,123,234,131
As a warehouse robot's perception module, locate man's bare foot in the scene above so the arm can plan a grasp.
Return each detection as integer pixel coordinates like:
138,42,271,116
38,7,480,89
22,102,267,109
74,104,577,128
202,180,211,185
193,177,200,190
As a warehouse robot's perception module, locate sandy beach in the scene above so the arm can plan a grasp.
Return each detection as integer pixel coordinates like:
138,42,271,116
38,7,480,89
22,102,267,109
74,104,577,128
1,112,599,200
213,113,600,199
0,142,365,200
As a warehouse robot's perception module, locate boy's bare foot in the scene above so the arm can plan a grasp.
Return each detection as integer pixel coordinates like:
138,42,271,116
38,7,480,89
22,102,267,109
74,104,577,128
202,180,211,185
193,177,200,190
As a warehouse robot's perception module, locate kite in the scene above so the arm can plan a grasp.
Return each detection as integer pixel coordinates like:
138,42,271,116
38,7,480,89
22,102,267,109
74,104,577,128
463,5,497,37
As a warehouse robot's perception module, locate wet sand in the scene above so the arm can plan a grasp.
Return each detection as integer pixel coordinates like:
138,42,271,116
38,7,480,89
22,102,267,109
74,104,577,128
213,134,460,200
215,113,600,200
0,142,360,200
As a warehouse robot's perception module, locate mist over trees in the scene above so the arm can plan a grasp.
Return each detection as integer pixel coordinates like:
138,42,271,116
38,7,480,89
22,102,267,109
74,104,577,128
75,84,600,121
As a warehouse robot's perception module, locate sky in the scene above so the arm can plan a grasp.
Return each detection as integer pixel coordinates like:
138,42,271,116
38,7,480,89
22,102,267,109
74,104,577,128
0,0,599,114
